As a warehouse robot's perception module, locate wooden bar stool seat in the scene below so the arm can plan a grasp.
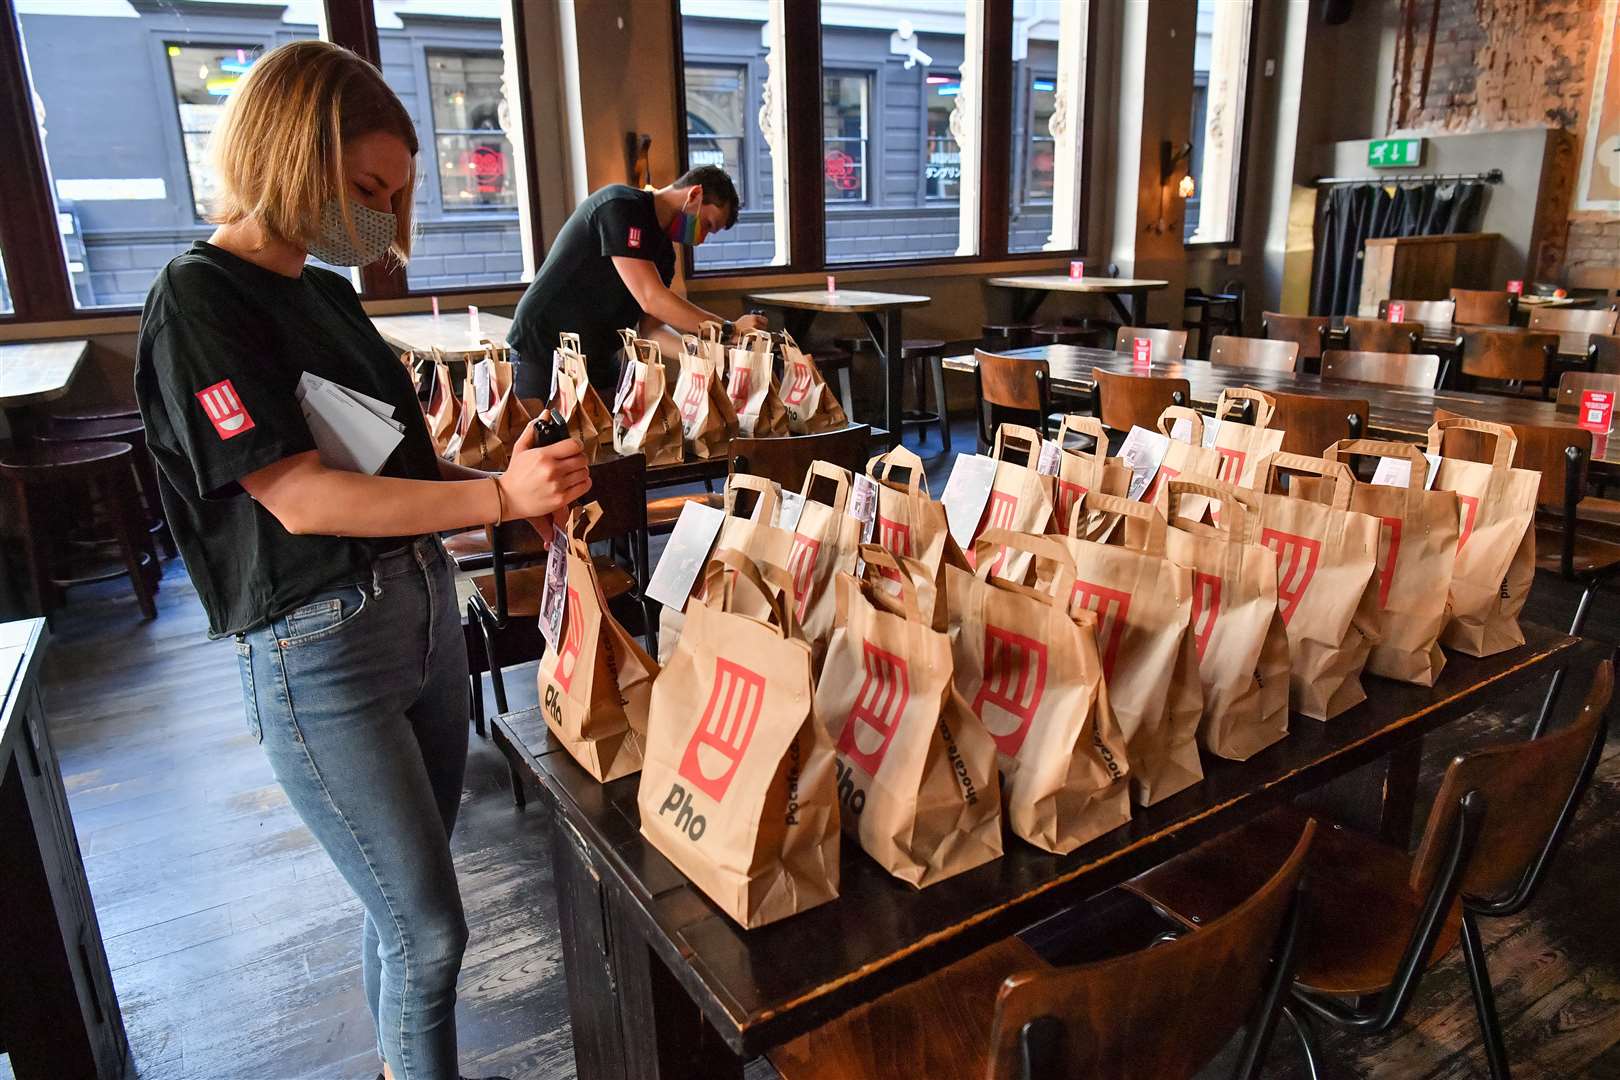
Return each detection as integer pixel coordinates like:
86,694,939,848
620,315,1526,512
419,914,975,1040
981,323,1036,350
899,338,951,451
1030,323,1088,346
39,415,176,558
48,402,140,424
0,440,157,620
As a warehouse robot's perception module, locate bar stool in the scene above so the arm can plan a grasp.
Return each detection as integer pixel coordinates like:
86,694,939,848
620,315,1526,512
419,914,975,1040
0,440,158,620
43,416,176,558
1030,323,1088,346
899,339,952,451
981,323,1035,350
48,402,140,424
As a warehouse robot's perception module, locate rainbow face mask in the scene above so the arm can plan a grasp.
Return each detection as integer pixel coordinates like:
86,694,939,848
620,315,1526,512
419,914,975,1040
665,208,708,246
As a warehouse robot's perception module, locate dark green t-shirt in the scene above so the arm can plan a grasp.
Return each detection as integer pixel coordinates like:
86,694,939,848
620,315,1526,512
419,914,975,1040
135,241,443,638
509,184,675,389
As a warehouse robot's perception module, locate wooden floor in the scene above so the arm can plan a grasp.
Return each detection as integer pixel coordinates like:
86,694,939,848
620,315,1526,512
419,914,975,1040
8,420,1620,1080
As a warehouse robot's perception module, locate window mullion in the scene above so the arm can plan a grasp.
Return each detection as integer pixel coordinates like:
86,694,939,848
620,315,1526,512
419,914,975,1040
781,0,823,271
978,0,1012,260
0,0,75,320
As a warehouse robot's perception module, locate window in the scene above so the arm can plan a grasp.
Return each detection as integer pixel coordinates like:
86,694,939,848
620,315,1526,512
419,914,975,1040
166,43,259,220
924,75,961,201
822,72,869,204
0,243,11,315
1008,0,1083,254
426,50,518,212
684,64,747,202
1186,0,1254,244
1023,75,1056,202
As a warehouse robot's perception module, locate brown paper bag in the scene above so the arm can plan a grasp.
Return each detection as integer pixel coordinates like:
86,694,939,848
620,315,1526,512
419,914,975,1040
446,344,532,470
1049,415,1132,529
536,504,659,782
966,424,1055,581
1321,440,1460,686
950,532,1131,853
787,462,863,655
674,329,738,458
865,446,965,576
549,332,610,455
1045,493,1203,805
817,548,1002,886
1156,478,1291,760
612,331,684,466
639,551,839,928
1425,417,1540,656
727,330,790,437
1144,406,1225,511
1210,388,1286,488
1250,453,1382,720
423,349,459,456
779,331,850,434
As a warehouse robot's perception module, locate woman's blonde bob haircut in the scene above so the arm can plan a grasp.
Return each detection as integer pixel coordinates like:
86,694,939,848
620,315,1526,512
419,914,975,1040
208,40,417,263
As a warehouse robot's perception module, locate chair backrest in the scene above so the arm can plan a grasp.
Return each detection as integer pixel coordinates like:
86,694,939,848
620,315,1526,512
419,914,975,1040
1529,306,1620,356
1378,298,1455,337
729,425,871,493
1114,326,1189,362
976,349,1049,411
1320,349,1440,389
1459,328,1555,383
1555,371,1620,415
986,821,1314,1080
1268,390,1370,457
1092,367,1190,433
1450,288,1515,326
1591,333,1620,375
1208,336,1299,374
1261,312,1331,361
1433,407,1591,510
1410,661,1611,907
582,451,650,543
1344,316,1422,354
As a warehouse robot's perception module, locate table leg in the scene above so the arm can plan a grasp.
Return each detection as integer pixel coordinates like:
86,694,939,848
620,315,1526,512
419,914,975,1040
1013,289,1047,324
860,311,904,448
1377,737,1424,849
1104,293,1134,325
782,309,817,342
4,405,40,445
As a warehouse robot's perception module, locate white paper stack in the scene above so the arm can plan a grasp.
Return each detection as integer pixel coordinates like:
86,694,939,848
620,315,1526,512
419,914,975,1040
295,372,405,475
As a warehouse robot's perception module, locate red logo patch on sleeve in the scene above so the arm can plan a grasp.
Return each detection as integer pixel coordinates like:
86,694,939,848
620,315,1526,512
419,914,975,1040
195,379,255,440
627,226,642,249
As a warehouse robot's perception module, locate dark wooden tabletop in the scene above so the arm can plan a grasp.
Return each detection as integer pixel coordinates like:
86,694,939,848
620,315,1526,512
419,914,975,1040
506,624,1586,1058
942,344,1620,468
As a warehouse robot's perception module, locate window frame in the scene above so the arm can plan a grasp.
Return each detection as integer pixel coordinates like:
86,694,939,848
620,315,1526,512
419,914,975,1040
681,59,752,206
920,69,964,205
162,39,268,224
1020,68,1058,207
821,66,876,209
1182,0,1262,251
421,46,524,217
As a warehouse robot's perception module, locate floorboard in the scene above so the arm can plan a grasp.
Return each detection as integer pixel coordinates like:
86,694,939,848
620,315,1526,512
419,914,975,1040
3,417,1617,1079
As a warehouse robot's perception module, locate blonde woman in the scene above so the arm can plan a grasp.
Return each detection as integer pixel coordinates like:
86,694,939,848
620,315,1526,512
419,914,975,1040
134,41,583,1080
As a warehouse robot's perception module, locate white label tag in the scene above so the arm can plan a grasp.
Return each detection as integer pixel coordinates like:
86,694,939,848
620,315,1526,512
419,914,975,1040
646,501,727,610
1118,426,1171,502
612,361,640,414
850,474,879,540
1371,452,1442,490
472,359,493,415
1200,417,1222,448
1036,440,1062,476
1169,416,1193,444
779,489,807,532
941,454,999,549
538,526,569,648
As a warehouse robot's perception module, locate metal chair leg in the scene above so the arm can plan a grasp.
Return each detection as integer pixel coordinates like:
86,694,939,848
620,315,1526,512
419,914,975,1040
1461,911,1511,1080
930,354,952,451
1535,581,1597,737
469,670,486,739
476,607,510,715
1279,1004,1321,1080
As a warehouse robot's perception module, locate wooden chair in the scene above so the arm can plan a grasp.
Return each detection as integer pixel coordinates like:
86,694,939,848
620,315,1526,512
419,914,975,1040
1183,280,1244,359
1377,298,1456,338
1590,333,1620,375
1125,662,1613,1080
1113,326,1188,363
1267,390,1368,457
1528,305,1619,358
1320,349,1441,389
1554,371,1620,417
1091,367,1189,441
1261,312,1331,368
727,423,873,492
770,821,1314,1080
1450,288,1516,327
1458,328,1558,399
973,349,1053,450
1343,316,1423,354
1208,336,1300,374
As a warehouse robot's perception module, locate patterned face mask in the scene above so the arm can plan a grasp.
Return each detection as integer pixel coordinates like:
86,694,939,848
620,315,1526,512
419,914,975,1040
306,198,396,266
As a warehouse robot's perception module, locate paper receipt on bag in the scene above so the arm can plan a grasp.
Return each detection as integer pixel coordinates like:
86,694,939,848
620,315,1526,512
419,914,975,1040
850,474,879,541
1118,426,1171,502
1036,440,1062,476
646,501,726,610
941,454,998,548
778,490,807,533
538,525,569,648
1371,452,1441,490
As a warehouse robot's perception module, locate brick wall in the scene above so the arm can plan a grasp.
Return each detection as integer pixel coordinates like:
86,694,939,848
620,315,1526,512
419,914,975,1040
1390,0,1616,282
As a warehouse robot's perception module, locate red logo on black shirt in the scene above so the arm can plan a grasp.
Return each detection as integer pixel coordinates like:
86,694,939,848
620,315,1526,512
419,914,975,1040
196,379,255,440
627,226,642,249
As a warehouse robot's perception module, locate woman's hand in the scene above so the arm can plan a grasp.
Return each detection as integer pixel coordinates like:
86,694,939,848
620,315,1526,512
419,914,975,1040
734,313,768,335
496,422,591,520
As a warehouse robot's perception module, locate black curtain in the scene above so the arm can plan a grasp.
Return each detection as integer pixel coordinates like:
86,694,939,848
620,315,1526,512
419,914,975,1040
1309,180,1487,316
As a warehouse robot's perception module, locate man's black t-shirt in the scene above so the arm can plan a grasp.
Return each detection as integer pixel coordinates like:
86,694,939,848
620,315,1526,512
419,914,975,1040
134,241,443,638
509,184,674,390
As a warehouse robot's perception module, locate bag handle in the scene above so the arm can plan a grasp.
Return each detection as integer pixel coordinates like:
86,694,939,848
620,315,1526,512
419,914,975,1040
617,327,638,353
564,501,606,556
1068,490,1168,556
973,529,1078,597
1216,387,1277,429
633,338,663,367
800,460,852,513
680,334,702,357
698,320,724,344
703,549,791,636
739,329,774,352
1325,439,1430,488
1055,415,1109,469
865,445,929,496
856,544,923,622
1425,415,1517,469
558,331,583,354
1161,478,1250,540
1157,405,1205,444
723,472,781,523
1255,452,1355,510
991,423,1044,470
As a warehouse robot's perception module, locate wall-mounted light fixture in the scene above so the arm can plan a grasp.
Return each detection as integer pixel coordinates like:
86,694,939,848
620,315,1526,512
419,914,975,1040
1153,140,1195,234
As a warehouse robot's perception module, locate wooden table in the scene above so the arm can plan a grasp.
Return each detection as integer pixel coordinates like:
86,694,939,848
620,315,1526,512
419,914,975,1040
744,289,931,447
501,626,1586,1078
371,311,513,360
943,344,1620,472
985,273,1170,326
0,620,129,1079
0,339,89,441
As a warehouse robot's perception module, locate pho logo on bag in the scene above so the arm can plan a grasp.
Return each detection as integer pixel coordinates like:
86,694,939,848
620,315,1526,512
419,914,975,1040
679,371,707,425
1260,528,1321,625
782,362,815,407
196,379,255,440
1455,494,1480,551
982,491,1019,575
786,533,821,620
678,658,766,803
876,513,912,556
1144,465,1179,505
1191,572,1222,660
554,588,584,692
1055,479,1087,524
837,642,910,775
1069,581,1131,678
1376,516,1403,609
1215,447,1246,485
727,367,752,414
972,626,1048,756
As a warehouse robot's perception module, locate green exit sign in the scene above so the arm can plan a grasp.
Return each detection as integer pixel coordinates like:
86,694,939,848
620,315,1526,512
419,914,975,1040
1367,138,1424,168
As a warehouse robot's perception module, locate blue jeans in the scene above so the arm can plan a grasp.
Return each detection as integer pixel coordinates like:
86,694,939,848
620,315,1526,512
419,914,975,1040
236,536,471,1080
